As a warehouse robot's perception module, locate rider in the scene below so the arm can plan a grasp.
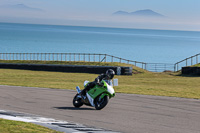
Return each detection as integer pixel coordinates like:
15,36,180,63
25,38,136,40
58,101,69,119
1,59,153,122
80,69,115,97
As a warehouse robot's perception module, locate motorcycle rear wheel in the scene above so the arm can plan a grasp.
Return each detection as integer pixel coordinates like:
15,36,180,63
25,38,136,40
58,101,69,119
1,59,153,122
95,95,109,110
73,94,83,108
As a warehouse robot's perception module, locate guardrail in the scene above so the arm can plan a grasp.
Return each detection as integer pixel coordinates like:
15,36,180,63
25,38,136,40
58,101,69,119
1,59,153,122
0,53,146,69
146,63,175,72
174,53,200,71
0,53,178,72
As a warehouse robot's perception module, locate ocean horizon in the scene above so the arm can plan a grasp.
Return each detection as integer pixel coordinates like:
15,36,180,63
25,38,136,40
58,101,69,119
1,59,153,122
0,22,200,64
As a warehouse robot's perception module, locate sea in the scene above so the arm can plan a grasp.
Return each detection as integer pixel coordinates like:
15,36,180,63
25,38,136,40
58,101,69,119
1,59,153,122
0,22,200,64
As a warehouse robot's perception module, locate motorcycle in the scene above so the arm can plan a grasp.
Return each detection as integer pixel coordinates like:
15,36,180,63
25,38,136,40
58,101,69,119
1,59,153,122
73,80,115,110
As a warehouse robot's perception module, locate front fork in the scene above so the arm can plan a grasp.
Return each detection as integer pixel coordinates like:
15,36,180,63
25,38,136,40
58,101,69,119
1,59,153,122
76,86,81,94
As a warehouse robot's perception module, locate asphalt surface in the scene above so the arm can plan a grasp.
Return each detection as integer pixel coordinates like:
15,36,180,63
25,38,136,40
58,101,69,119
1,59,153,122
0,85,200,133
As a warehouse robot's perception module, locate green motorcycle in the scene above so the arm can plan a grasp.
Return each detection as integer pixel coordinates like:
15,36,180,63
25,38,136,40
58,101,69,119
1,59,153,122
73,80,115,110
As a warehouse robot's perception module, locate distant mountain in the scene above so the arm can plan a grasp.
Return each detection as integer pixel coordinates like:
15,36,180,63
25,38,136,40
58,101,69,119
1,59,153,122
112,11,130,16
0,4,44,12
131,9,164,17
112,9,165,18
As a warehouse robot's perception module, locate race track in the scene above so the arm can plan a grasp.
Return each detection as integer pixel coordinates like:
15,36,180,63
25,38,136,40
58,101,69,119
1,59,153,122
0,85,200,133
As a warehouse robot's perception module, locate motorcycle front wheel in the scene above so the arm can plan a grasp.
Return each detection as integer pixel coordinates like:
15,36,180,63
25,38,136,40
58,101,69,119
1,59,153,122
73,94,83,108
95,95,109,110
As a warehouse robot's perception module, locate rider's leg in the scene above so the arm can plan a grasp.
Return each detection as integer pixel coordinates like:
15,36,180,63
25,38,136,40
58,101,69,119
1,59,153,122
80,82,95,96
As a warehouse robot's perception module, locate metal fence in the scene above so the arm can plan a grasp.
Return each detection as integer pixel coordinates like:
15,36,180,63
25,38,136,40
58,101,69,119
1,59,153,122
0,53,183,72
0,53,146,69
174,53,200,71
146,63,175,72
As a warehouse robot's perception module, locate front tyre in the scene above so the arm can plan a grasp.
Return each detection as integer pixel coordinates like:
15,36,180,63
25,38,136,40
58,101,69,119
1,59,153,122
95,95,109,110
73,94,83,108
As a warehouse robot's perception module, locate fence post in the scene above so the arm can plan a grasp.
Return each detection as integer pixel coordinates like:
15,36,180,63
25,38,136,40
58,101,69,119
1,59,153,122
74,53,75,62
30,53,32,60
177,63,179,71
155,64,157,72
56,53,59,61
145,63,147,70
99,55,101,62
60,53,62,61
32,53,34,60
44,53,46,61
174,64,176,72
105,54,106,62
40,53,43,61
48,53,50,61
186,59,188,66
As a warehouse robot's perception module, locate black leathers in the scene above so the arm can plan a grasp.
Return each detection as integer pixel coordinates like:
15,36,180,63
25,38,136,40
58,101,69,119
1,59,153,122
81,74,109,96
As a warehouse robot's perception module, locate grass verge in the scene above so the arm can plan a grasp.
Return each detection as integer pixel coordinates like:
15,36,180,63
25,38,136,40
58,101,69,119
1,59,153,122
0,118,62,133
0,68,200,99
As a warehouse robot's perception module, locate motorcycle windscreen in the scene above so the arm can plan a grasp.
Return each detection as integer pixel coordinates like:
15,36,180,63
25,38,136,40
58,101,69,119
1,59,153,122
104,80,113,86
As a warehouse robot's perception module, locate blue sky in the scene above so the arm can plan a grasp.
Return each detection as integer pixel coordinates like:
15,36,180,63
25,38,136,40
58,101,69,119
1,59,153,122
0,0,200,31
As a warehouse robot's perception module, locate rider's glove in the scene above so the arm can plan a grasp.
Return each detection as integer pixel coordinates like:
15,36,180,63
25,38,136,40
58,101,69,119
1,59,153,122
95,78,100,84
95,78,104,87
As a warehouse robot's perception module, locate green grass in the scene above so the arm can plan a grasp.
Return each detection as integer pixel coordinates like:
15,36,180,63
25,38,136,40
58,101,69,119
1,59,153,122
0,118,62,133
0,68,200,99
193,63,200,67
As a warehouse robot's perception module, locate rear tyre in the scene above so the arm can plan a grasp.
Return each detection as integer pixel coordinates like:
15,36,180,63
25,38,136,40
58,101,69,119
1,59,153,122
73,94,83,108
95,95,109,110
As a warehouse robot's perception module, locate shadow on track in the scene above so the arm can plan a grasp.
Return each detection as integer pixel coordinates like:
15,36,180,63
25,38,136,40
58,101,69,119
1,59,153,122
54,107,95,110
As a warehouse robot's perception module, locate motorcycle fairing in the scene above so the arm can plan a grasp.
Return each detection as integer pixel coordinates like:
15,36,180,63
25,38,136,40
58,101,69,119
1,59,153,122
86,93,95,107
105,82,115,96
87,86,106,99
